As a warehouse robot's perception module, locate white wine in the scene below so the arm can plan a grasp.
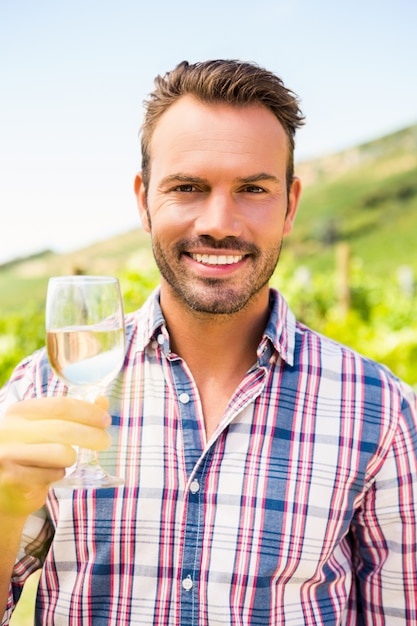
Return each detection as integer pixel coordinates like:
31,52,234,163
47,327,125,388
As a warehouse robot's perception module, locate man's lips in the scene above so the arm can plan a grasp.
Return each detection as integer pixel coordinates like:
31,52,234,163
188,252,245,266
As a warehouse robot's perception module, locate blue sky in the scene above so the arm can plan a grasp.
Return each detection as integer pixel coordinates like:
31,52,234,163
1,0,416,264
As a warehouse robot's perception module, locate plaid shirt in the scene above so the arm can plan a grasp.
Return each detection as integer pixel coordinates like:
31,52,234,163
2,288,417,625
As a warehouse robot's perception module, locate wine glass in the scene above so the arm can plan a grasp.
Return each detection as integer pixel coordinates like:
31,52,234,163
45,275,126,488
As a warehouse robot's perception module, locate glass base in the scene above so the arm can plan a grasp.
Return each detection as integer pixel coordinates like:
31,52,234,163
52,464,124,489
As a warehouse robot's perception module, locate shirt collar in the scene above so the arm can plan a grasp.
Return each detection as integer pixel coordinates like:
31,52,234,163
134,286,296,366
133,287,165,353
262,288,296,366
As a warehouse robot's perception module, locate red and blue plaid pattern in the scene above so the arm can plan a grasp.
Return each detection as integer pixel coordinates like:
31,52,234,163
2,288,417,624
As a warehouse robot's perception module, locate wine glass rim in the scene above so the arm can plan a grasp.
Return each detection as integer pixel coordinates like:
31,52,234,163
48,275,119,284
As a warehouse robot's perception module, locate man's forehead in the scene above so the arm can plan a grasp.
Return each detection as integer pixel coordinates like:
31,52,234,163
149,95,288,152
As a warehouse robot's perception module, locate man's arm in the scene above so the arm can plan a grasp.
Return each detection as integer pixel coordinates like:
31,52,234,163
0,396,112,619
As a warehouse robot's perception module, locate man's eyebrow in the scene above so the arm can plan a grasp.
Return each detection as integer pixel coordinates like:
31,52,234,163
160,174,208,185
237,173,281,185
160,173,281,185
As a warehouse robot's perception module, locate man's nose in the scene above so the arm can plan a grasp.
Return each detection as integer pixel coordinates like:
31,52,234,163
194,192,243,240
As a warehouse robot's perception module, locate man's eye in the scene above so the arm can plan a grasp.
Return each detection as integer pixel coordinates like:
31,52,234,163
174,184,195,192
244,185,265,193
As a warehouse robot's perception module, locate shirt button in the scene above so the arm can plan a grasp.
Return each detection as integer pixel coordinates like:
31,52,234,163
157,334,165,345
190,479,200,494
182,575,193,591
179,392,190,404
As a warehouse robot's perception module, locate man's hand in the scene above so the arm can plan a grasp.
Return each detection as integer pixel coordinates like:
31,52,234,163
0,396,112,517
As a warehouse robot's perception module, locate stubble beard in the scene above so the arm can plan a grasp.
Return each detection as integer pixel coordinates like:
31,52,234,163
150,234,283,316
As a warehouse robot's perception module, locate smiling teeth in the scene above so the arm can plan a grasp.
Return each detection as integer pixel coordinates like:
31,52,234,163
191,253,243,265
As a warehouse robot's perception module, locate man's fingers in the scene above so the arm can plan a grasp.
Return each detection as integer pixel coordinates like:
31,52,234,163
5,397,111,428
0,397,113,518
0,460,67,485
0,421,112,450
0,443,77,468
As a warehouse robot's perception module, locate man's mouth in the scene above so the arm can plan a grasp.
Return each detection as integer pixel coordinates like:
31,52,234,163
189,253,245,266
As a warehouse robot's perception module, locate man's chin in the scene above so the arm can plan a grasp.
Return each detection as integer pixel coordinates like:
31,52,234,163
175,288,255,316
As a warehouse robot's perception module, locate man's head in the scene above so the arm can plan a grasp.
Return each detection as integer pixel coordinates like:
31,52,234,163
140,59,304,196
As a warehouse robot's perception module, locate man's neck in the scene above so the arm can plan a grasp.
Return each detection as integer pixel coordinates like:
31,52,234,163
159,287,271,375
159,286,271,441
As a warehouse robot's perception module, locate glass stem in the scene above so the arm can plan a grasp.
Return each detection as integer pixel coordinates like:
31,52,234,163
77,447,99,467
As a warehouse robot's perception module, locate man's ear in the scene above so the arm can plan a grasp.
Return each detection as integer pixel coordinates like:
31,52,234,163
283,176,302,237
134,173,151,233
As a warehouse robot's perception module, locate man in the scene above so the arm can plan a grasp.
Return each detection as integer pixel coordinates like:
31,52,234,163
1,60,416,625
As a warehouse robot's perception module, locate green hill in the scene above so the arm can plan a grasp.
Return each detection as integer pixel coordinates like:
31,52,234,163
292,123,417,275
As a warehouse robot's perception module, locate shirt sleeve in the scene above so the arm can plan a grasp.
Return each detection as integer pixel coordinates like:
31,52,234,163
351,383,417,623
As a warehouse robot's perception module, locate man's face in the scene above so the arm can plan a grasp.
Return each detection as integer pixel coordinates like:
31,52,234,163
135,95,301,316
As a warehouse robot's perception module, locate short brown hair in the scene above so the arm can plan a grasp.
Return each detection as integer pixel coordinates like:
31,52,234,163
140,59,305,192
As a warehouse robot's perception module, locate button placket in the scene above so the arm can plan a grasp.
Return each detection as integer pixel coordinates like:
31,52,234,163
167,357,213,623
179,456,214,624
